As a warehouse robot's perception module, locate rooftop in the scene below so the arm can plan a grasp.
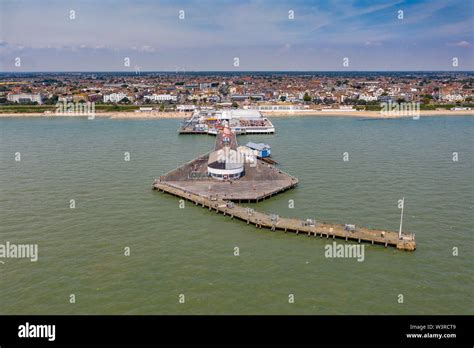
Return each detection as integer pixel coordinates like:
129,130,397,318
246,142,271,151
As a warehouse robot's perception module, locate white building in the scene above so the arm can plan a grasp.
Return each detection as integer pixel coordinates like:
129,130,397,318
58,96,73,103
443,94,464,102
137,107,153,112
207,126,245,181
450,107,471,110
103,93,128,103
177,104,196,112
144,94,177,102
358,94,378,102
7,93,43,104
207,148,245,180
219,109,263,120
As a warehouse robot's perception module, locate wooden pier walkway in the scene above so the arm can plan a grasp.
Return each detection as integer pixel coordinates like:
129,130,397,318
153,180,416,251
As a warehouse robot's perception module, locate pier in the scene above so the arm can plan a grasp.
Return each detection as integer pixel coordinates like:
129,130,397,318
155,120,416,252
153,180,416,251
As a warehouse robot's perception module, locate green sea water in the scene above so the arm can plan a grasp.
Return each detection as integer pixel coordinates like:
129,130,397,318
0,116,473,314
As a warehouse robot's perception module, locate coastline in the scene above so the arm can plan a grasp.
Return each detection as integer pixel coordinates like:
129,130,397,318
261,109,474,117
0,109,473,119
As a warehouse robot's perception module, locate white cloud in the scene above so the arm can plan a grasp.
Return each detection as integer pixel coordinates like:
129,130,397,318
364,41,382,46
453,40,471,48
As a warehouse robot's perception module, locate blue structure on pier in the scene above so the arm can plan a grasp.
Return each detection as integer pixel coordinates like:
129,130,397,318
246,142,271,158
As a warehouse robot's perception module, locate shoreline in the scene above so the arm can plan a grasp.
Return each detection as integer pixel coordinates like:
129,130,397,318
261,109,474,117
0,109,473,119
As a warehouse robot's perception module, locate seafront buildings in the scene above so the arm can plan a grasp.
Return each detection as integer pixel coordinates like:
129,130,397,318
0,72,472,110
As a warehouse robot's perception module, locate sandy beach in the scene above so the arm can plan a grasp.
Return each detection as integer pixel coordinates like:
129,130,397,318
0,109,472,119
0,111,192,119
261,109,474,118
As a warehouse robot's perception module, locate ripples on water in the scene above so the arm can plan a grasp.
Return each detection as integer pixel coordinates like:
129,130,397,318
0,116,472,314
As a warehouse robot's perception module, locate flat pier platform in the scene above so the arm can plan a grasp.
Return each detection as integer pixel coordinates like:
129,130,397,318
159,128,298,201
160,156,298,201
153,181,416,251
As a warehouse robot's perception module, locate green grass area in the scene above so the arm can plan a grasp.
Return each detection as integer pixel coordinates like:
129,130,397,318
363,103,474,112
0,105,56,113
95,105,139,112
419,104,437,110
426,103,474,110
365,105,383,111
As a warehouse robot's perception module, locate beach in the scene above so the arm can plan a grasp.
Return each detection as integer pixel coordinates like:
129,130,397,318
0,111,192,119
261,109,474,117
0,109,473,119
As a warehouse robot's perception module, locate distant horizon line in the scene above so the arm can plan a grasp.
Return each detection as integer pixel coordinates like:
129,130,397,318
1,70,473,74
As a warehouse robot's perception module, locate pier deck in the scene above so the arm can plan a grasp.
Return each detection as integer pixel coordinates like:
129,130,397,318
153,181,416,251
161,160,298,201
159,153,298,201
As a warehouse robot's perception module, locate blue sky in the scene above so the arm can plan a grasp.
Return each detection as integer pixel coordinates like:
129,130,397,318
0,0,472,71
